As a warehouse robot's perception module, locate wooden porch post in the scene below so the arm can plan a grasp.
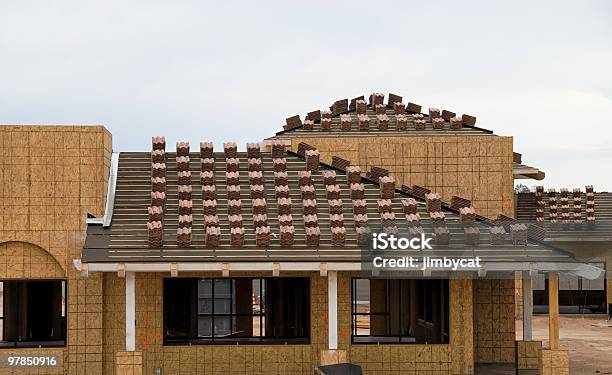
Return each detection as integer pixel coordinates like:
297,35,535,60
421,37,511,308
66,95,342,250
522,272,533,341
548,272,559,349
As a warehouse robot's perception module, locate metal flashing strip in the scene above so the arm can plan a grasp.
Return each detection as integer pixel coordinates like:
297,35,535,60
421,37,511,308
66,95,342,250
86,152,119,226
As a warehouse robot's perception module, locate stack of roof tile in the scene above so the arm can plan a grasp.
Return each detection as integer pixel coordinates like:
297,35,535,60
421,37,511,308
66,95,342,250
148,137,166,247
369,92,384,107
560,189,570,224
393,102,406,114
586,185,595,223
548,188,558,223
425,193,442,213
356,99,367,115
377,114,389,130
450,116,463,130
572,188,582,224
395,114,408,130
340,114,352,131
510,223,528,245
358,114,369,131
176,142,193,247
490,226,507,245
379,175,395,199
305,149,320,172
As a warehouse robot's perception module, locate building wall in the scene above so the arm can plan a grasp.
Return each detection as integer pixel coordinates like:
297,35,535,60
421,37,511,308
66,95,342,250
473,279,516,364
101,272,475,375
0,125,112,375
286,135,514,219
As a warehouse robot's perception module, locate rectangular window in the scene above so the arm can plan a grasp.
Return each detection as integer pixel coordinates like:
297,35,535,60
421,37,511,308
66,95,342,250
0,280,67,348
351,278,449,344
164,277,309,344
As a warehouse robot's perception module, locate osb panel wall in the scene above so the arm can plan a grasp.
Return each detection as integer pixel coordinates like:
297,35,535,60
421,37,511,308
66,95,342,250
0,125,111,375
287,135,514,219
473,279,516,364
103,272,474,375
340,273,472,375
0,241,65,278
102,272,328,375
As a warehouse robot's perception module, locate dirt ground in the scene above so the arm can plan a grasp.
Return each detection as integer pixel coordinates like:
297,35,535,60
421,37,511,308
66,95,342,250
516,315,612,374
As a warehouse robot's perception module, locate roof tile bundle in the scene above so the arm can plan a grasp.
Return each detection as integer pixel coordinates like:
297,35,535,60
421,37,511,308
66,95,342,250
200,142,214,159
305,149,320,172
328,199,343,215
463,226,480,246
149,137,167,247
406,102,422,114
354,213,368,227
356,99,367,115
330,213,344,228
510,224,528,245
379,175,395,199
306,110,321,121
548,189,558,223
432,117,445,130
429,108,441,121
380,211,396,229
405,213,421,224
429,211,446,222
394,102,406,115
285,115,302,130
375,104,386,115
425,193,442,213
330,99,348,116
408,225,425,237
273,158,287,173
356,226,371,245
178,185,193,201
253,214,268,228
223,142,238,158
179,199,193,215
280,225,295,246
226,157,240,172
202,185,216,200
377,114,389,130
326,185,341,200
303,199,317,215
414,118,426,130
248,158,262,172
271,140,286,158
176,141,190,157
560,189,570,224
321,110,332,120
228,199,241,215
450,196,471,209
411,185,431,198
401,198,418,214
395,114,408,130
278,197,292,215
433,226,450,245
278,214,293,226
353,199,367,215
230,227,244,246
201,157,215,171
349,96,364,111
303,213,318,227
369,93,384,107
227,185,239,200
586,185,595,223
202,200,217,215
331,226,346,246
332,156,350,171
152,162,166,178
177,227,192,247
388,93,402,106
377,199,393,213
340,114,352,131
249,170,263,185
177,170,191,185
305,226,320,247
274,171,288,186
490,226,507,245
358,114,370,131
204,214,219,227
450,116,463,130
347,166,361,184
322,170,337,185
441,109,456,121
255,226,271,247
275,184,289,199
148,206,163,222
250,184,264,199
459,206,476,222
298,171,312,186
300,183,316,199
228,214,243,228
367,166,389,182
178,214,193,228
200,171,215,185
303,119,314,130
462,114,477,126
148,221,163,247
572,188,582,223
226,171,240,186
150,191,166,207
206,226,221,247
252,198,267,215
350,183,365,200
321,118,332,131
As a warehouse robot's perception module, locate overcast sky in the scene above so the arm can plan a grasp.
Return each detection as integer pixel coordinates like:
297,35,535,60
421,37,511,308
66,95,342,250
1,1,611,190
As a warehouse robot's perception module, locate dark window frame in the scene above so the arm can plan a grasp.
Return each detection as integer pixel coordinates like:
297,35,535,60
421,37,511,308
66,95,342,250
0,279,67,349
163,277,310,345
351,278,449,345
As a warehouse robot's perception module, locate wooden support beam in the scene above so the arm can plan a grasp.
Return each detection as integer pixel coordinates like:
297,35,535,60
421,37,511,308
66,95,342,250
522,272,533,341
548,272,560,349
125,271,136,351
328,271,338,350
